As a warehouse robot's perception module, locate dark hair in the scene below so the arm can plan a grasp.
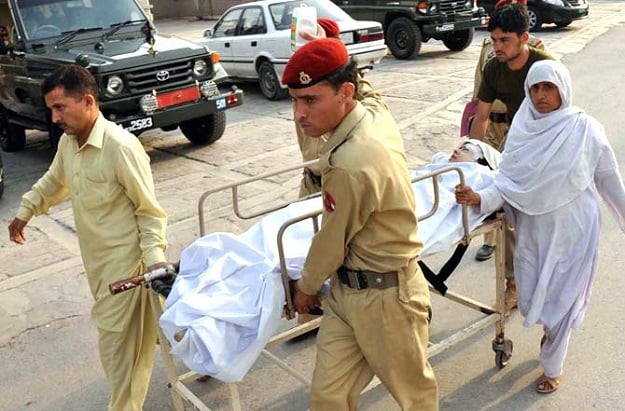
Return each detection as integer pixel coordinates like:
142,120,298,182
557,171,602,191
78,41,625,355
42,65,99,100
487,3,529,35
324,59,358,97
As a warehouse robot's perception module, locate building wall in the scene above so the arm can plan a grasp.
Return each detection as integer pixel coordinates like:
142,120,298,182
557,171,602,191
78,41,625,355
150,0,245,20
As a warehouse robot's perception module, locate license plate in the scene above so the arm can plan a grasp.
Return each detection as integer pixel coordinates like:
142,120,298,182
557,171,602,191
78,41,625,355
435,23,455,32
156,86,200,108
124,117,153,132
339,32,354,45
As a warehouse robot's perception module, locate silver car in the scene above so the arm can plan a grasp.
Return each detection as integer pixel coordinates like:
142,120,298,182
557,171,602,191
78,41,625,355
198,0,387,100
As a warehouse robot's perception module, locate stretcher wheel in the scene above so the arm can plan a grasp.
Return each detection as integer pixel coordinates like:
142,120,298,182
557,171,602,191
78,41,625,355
492,338,513,369
495,350,511,369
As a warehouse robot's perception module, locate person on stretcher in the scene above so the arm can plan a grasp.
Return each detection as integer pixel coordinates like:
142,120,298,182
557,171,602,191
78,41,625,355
149,139,501,383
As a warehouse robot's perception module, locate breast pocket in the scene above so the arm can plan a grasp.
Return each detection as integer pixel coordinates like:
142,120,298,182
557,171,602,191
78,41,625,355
79,177,112,211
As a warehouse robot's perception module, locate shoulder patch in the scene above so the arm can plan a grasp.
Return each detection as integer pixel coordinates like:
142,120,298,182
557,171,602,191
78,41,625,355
323,191,336,213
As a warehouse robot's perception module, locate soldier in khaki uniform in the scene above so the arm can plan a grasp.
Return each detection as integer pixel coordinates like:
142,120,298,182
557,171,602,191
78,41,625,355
283,38,438,410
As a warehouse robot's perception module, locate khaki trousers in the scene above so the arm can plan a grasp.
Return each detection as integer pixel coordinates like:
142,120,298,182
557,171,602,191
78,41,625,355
98,288,158,411
310,262,439,411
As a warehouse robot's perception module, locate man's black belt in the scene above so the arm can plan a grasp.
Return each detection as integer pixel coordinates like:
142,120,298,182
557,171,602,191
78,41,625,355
489,112,508,124
337,266,399,290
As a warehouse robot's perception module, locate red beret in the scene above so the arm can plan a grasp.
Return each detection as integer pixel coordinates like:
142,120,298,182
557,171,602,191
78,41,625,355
282,38,349,88
317,17,339,38
495,0,526,9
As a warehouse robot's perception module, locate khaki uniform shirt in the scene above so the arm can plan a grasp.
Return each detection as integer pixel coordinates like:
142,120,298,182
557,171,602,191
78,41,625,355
298,98,421,295
17,114,167,331
296,77,387,197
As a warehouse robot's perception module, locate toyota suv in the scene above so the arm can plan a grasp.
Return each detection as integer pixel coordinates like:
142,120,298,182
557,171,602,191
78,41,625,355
0,0,244,152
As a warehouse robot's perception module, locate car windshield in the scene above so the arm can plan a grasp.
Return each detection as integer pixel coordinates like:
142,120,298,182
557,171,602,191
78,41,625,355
16,0,146,41
269,0,353,31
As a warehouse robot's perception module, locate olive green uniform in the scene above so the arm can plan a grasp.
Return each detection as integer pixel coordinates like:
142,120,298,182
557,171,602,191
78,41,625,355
298,90,438,410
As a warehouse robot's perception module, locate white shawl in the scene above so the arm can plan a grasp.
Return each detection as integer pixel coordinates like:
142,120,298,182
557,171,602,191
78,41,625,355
495,60,603,215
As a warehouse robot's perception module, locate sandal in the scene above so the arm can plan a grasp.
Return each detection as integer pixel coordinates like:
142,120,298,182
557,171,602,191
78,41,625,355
536,374,561,394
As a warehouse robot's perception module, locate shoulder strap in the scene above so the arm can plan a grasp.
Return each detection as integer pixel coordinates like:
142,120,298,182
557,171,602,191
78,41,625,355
418,242,469,295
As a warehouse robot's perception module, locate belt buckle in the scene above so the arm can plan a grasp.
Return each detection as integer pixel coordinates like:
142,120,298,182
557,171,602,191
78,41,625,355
347,270,368,290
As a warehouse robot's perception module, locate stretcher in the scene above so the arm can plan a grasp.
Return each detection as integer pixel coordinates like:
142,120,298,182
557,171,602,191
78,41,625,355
126,160,512,410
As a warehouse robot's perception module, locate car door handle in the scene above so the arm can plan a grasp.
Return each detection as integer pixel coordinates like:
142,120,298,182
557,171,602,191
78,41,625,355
225,42,230,48
251,41,257,47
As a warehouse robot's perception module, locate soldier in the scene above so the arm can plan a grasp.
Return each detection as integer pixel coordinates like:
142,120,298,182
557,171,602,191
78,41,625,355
284,38,438,410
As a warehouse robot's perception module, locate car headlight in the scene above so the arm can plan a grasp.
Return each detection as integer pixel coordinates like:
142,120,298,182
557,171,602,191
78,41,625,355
106,75,124,96
542,0,565,6
193,59,208,77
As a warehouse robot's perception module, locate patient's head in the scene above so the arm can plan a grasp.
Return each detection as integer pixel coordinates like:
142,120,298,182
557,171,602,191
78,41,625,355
449,141,484,163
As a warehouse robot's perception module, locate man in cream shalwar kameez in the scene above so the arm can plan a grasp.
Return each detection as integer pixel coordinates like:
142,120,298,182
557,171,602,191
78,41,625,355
456,60,625,392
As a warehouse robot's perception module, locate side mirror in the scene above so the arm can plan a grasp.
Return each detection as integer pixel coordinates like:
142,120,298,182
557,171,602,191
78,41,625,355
203,28,213,38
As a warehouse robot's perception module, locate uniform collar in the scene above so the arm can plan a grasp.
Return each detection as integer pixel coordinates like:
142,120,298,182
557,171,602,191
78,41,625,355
317,101,366,170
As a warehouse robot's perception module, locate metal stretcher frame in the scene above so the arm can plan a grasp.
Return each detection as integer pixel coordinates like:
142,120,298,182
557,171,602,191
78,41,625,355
149,161,512,410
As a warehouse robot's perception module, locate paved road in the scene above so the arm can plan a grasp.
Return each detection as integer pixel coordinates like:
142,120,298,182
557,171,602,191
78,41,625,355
2,2,625,410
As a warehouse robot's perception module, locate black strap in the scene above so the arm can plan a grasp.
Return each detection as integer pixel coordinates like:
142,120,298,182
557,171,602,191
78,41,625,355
418,243,469,296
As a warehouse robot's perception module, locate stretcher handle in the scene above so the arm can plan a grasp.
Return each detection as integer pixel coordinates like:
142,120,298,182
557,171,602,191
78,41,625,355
198,160,319,236
108,265,177,295
411,165,470,244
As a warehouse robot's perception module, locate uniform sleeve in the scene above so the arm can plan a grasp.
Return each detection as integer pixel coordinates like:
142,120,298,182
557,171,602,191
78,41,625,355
298,167,370,295
16,139,69,221
473,39,489,100
477,59,497,104
358,76,390,112
594,144,625,232
115,141,168,268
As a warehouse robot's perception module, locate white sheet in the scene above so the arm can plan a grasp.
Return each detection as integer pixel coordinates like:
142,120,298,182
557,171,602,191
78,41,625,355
160,161,496,382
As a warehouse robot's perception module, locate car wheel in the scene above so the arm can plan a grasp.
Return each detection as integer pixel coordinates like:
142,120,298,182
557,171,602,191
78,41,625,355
258,61,288,101
528,7,542,31
386,17,422,60
555,18,573,28
0,108,26,152
442,28,474,51
179,112,226,145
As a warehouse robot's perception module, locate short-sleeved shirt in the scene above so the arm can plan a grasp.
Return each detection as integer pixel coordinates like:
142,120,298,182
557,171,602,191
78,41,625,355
478,47,554,123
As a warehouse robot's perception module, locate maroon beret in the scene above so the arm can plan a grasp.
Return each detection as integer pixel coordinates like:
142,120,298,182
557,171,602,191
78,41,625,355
282,38,349,88
317,17,339,38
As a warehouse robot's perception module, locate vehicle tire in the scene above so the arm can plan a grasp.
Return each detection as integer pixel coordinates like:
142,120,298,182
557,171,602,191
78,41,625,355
442,28,474,51
555,18,573,28
0,109,26,152
49,122,64,151
258,61,288,101
386,17,422,60
528,7,542,31
180,112,226,145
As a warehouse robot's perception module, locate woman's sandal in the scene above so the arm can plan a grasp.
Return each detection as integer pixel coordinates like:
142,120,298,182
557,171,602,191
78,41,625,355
536,374,561,394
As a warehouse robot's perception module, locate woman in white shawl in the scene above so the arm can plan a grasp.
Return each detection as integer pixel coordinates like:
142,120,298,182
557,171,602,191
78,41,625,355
455,60,625,393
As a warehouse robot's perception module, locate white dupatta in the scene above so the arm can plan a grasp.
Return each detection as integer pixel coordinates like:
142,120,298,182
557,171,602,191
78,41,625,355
495,60,603,215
